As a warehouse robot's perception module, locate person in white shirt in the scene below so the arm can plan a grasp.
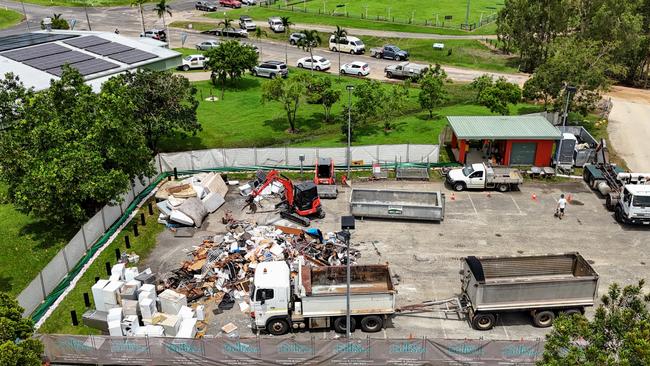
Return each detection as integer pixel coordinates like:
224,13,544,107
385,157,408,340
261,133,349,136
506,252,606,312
556,194,567,219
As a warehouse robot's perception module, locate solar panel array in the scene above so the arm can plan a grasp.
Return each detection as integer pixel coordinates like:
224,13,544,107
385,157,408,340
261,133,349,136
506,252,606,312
0,34,160,77
0,33,79,52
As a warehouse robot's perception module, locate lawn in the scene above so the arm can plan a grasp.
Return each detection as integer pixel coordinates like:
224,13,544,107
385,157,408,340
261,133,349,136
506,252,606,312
39,200,164,334
19,0,151,6
170,23,515,72
160,69,540,151
0,9,23,30
210,6,498,36
0,183,76,297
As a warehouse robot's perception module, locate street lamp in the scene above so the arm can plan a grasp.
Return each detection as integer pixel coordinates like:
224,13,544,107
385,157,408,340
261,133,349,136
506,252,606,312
341,215,355,339
556,85,577,166
346,85,354,179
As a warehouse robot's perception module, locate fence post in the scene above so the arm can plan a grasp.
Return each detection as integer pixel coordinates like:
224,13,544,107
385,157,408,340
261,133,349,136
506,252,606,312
254,147,258,166
39,272,47,298
190,150,196,171
101,206,107,231
406,143,410,162
376,145,380,162
421,336,426,360
222,148,227,167
62,247,70,272
157,153,163,174
81,225,89,250
285,144,289,166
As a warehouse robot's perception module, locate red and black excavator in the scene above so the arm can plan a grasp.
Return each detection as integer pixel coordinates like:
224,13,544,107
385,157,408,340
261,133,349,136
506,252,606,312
245,170,325,226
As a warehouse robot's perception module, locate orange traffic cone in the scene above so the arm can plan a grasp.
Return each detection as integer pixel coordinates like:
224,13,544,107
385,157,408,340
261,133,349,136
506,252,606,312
567,194,573,203
451,192,456,201
531,193,537,201
486,191,491,198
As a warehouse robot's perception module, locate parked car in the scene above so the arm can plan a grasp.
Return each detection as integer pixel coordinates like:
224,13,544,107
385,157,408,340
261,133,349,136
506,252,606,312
328,35,365,54
252,61,288,78
296,56,331,71
179,55,209,71
195,40,221,50
340,61,369,76
268,17,285,33
241,0,256,5
289,32,305,45
370,44,409,61
195,1,218,11
384,62,428,79
140,29,167,42
219,0,241,8
240,41,260,54
239,15,257,30
202,27,248,38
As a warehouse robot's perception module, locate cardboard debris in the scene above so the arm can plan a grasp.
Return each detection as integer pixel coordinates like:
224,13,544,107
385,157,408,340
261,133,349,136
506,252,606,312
221,322,238,333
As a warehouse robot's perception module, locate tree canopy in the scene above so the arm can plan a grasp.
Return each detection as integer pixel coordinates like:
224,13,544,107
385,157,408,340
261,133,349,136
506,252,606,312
0,292,44,366
205,40,259,99
261,76,306,133
472,75,522,115
418,65,449,119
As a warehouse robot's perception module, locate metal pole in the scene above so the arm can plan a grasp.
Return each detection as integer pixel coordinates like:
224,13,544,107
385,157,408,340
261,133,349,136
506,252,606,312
84,3,92,31
21,1,30,31
345,229,351,339
346,86,353,178
464,0,470,27
556,86,574,164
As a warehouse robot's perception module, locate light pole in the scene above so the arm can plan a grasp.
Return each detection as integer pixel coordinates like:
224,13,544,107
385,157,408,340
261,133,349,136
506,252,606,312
346,85,354,179
341,215,355,339
556,85,576,166
20,1,30,31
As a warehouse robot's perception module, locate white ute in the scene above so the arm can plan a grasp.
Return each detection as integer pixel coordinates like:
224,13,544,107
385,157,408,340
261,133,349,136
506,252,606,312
446,163,523,192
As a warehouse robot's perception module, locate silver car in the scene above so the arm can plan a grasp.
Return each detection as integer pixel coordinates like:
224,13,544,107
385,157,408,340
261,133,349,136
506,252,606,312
252,61,288,78
196,40,220,50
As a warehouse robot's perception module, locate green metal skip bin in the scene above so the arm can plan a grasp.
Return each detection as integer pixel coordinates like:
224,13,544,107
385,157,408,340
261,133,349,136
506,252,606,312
349,189,445,222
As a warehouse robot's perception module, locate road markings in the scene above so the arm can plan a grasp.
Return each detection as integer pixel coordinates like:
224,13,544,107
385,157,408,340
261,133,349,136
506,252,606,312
510,195,523,215
467,193,478,215
500,317,510,340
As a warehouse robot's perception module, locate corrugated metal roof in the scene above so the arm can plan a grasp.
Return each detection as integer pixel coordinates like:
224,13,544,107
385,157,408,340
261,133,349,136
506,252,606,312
447,116,562,140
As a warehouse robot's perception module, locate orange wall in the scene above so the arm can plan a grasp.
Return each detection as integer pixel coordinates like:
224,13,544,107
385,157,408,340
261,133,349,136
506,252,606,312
503,140,555,166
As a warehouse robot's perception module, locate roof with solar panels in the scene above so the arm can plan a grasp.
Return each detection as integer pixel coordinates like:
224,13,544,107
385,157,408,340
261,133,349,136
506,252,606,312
0,30,182,91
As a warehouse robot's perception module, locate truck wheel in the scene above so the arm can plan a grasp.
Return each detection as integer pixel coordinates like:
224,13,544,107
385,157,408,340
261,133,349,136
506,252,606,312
333,316,356,333
331,47,337,52
386,71,393,78
605,195,614,211
453,182,466,192
471,313,495,330
394,55,400,61
360,315,383,332
533,310,555,328
267,318,290,335
561,309,582,317
182,65,190,71
615,206,625,223
497,184,509,192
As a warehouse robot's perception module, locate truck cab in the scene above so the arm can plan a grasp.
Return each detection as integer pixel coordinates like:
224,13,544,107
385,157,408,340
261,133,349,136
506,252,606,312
616,185,650,225
447,163,487,190
446,163,522,192
250,261,291,334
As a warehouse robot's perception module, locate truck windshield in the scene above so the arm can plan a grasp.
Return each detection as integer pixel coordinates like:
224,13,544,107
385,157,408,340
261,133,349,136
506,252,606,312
462,166,474,176
633,195,650,207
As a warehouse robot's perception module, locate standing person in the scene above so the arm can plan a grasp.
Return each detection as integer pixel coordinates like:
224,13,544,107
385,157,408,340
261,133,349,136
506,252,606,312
556,194,567,219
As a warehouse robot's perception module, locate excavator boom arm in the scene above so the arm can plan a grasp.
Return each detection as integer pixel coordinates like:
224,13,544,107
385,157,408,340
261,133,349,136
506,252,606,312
249,170,295,205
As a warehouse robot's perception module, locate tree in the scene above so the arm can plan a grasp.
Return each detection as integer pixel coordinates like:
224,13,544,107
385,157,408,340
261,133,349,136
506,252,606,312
41,13,69,30
301,75,340,122
418,65,449,119
332,25,348,79
477,77,521,115
131,0,147,33
281,16,293,64
297,30,322,74
469,74,494,102
205,40,258,99
0,292,43,366
104,69,200,154
0,68,155,225
0,73,32,131
261,76,306,133
218,16,234,37
381,83,410,130
153,0,172,41
541,281,650,365
252,27,267,55
349,79,385,126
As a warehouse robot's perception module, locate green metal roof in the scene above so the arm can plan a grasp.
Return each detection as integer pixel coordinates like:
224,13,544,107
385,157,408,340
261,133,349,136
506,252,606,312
447,116,562,140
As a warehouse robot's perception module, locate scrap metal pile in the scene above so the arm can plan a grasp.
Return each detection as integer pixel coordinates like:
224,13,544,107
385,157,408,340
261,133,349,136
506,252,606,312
161,215,361,308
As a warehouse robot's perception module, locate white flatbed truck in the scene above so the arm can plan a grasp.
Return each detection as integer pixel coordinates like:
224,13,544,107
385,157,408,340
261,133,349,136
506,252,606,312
250,260,396,335
446,163,523,192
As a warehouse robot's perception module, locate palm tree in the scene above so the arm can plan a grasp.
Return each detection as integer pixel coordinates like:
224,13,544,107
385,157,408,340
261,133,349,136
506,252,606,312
153,0,172,43
253,27,267,57
332,25,347,79
218,16,233,37
297,30,321,74
131,0,147,33
280,16,293,64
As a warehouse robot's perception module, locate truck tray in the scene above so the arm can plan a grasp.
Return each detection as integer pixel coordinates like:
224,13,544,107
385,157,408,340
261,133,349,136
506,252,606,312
350,188,444,221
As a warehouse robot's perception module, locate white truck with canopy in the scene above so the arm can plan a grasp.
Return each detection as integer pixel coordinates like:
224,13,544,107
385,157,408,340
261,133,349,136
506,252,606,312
250,260,396,335
446,163,523,192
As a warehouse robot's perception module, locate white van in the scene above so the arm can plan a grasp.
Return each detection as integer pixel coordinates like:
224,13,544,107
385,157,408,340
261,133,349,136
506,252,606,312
328,35,365,54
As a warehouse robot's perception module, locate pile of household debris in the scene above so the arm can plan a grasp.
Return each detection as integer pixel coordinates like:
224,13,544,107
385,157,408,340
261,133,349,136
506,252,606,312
84,263,205,338
159,217,360,318
155,172,229,228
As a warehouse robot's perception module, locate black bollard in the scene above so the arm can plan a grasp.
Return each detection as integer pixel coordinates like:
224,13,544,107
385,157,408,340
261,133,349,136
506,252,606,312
71,310,78,326
83,293,91,307
174,167,178,179
125,235,131,249
148,202,154,215
94,276,100,283
105,262,112,276
115,248,121,262
140,213,146,226
133,223,139,237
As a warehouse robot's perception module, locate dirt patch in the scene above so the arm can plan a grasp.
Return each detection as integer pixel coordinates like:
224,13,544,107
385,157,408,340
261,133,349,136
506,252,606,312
606,86,650,104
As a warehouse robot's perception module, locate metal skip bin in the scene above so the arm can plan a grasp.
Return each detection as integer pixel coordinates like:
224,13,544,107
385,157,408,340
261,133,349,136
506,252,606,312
349,188,445,221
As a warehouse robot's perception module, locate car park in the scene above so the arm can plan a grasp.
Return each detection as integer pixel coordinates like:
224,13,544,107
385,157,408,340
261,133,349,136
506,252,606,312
219,0,241,8
195,1,218,11
328,35,365,54
296,56,331,71
268,17,285,33
239,15,257,30
252,61,288,78
195,40,221,50
179,55,209,71
289,32,305,45
340,61,370,76
140,29,167,42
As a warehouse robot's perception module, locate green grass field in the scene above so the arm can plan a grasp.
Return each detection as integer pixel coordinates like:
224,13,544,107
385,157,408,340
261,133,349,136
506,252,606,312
0,9,23,30
39,201,163,334
0,183,76,297
210,6,498,36
19,0,152,6
160,69,539,151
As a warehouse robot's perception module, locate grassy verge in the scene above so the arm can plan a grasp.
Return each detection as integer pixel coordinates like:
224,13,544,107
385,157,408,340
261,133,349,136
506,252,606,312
161,68,540,151
0,183,76,297
18,0,150,6
170,22,515,72
0,9,23,30
39,200,164,334
208,7,497,36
